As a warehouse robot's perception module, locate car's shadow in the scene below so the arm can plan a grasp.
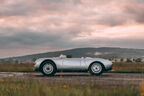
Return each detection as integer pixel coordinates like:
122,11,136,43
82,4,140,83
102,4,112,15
34,73,111,77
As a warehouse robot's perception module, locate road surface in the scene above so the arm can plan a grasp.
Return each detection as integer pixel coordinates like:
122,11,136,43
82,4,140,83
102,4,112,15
0,72,143,87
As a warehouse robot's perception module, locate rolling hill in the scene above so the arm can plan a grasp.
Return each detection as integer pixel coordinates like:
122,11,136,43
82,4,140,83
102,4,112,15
2,47,144,62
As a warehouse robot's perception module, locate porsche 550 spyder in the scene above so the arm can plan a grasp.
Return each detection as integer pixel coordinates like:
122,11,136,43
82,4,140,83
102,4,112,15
34,57,112,76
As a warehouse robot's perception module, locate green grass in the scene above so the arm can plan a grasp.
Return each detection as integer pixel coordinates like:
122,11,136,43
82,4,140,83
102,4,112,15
0,80,141,96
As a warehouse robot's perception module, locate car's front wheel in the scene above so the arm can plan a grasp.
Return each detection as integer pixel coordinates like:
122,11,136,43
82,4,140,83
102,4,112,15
89,62,103,76
40,61,56,76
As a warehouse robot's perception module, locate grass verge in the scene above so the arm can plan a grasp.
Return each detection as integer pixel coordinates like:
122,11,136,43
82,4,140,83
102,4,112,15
0,80,141,96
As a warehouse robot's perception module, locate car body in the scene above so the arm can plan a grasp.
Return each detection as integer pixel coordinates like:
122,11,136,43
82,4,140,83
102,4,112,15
34,57,112,76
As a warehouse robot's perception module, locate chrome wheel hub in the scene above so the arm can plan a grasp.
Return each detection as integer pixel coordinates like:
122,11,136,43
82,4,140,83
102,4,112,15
91,63,102,73
43,64,53,74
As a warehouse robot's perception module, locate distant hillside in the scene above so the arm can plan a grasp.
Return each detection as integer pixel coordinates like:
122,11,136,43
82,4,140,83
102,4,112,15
2,47,144,62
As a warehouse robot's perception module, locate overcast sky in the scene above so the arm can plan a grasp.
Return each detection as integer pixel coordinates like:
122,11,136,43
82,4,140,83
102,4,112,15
0,0,144,58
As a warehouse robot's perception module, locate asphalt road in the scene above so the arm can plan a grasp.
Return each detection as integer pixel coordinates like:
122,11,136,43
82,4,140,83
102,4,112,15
0,72,143,87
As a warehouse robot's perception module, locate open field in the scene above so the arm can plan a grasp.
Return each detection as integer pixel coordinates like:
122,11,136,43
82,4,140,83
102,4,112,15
0,62,143,96
0,62,143,73
112,62,144,73
0,63,34,72
0,72,143,96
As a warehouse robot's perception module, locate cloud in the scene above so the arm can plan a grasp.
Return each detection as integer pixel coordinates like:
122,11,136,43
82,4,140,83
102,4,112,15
0,29,63,47
0,0,144,57
1,0,142,26
0,27,83,49
124,2,144,23
0,0,34,17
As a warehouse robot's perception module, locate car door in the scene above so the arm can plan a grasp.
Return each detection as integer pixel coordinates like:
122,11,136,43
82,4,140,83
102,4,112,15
62,58,81,70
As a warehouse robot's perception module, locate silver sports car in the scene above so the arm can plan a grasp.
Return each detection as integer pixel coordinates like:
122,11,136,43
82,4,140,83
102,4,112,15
34,57,112,76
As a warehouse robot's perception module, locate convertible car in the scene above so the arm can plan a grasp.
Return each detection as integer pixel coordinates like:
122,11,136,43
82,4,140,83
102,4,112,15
34,57,112,76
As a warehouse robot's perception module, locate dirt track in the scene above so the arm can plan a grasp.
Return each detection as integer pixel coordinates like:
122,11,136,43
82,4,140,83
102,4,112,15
0,72,143,87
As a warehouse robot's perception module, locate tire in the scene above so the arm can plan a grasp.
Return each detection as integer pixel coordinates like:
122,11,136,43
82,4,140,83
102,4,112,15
40,61,56,76
89,62,103,76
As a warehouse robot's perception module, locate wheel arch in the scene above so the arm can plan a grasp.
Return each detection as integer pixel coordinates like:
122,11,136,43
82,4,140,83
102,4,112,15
88,61,106,71
40,59,57,71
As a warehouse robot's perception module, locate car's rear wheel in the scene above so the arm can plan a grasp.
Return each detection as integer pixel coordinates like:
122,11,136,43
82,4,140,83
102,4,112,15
89,62,103,76
40,61,56,76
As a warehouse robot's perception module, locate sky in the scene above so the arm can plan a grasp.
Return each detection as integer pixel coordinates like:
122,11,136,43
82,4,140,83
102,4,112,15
0,0,144,58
